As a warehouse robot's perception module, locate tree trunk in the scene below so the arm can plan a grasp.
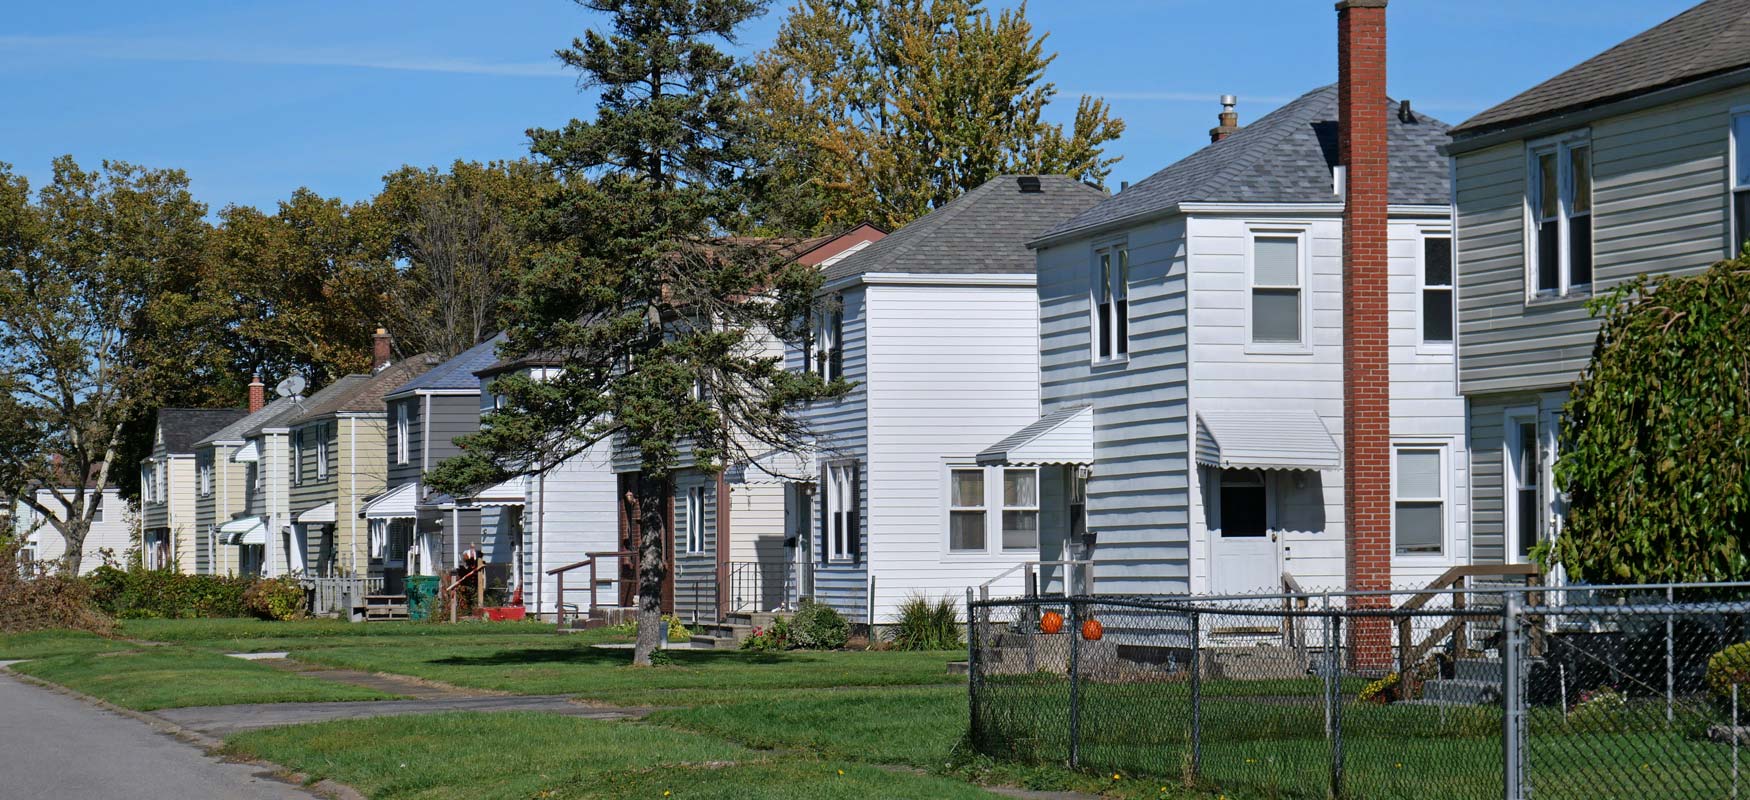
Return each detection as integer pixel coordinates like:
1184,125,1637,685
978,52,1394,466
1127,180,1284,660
633,473,669,666
58,518,89,575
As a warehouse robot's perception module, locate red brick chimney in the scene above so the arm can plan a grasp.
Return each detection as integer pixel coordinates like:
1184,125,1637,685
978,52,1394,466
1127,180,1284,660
247,375,266,414
1209,95,1240,143
372,328,393,372
1338,0,1391,630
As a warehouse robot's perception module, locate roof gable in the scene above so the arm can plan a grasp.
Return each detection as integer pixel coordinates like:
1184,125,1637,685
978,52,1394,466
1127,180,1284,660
196,396,301,447
154,408,249,455
1452,0,1750,136
387,335,504,397
291,356,440,422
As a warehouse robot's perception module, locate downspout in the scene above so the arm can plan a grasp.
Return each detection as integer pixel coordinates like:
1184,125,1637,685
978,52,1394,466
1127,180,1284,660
535,471,546,618
349,417,357,577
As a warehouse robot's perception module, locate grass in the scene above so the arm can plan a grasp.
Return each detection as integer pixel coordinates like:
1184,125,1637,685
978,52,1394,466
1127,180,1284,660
10,647,398,710
647,686,969,768
0,629,130,659
116,617,585,652
223,712,1005,800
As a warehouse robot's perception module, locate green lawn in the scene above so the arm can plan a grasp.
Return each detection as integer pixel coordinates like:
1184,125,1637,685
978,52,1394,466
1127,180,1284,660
223,712,1005,800
117,617,589,653
10,647,398,710
0,629,131,659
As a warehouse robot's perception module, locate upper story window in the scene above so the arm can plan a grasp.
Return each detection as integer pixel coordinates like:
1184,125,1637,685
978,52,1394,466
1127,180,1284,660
1733,111,1750,255
198,459,213,497
1393,445,1446,556
808,298,844,381
1092,245,1129,361
315,423,329,480
291,429,304,486
91,497,104,524
1421,233,1454,345
683,485,706,554
1249,232,1304,346
142,465,155,503
394,402,410,465
1528,135,1592,297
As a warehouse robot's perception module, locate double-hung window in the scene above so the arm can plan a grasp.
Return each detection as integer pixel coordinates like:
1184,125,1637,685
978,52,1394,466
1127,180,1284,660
1422,233,1454,345
1528,136,1592,296
1001,468,1039,551
823,463,857,562
1250,232,1304,345
198,460,212,497
1506,413,1543,561
291,430,304,486
812,298,844,380
948,468,986,551
394,402,410,465
1393,446,1446,556
91,499,104,524
684,486,706,554
315,423,329,480
1092,245,1129,361
1733,111,1750,254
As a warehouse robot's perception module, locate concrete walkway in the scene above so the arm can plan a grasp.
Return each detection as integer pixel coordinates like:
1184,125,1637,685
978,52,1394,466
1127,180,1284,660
0,671,319,799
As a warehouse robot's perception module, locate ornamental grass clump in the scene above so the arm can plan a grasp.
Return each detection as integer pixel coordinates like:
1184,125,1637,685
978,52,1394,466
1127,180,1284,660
889,593,962,651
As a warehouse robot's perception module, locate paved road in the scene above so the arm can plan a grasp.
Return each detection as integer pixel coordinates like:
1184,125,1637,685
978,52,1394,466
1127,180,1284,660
0,672,318,799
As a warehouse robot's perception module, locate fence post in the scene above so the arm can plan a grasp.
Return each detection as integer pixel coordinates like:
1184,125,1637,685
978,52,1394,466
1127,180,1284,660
1502,588,1525,800
1189,610,1202,783
1667,585,1676,725
1069,597,1082,770
966,588,979,750
1328,610,1344,799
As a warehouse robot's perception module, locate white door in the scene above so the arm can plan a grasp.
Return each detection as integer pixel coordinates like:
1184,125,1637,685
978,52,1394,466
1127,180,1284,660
1211,469,1280,596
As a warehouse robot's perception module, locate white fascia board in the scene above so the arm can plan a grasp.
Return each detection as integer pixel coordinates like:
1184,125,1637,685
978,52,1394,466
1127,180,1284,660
820,271,1036,293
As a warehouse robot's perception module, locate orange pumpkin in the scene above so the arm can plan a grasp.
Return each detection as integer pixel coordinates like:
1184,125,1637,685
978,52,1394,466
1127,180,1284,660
1040,611,1064,635
1081,618,1104,641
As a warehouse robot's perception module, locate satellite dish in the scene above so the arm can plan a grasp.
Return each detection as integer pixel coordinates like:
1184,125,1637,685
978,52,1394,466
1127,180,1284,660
275,374,307,399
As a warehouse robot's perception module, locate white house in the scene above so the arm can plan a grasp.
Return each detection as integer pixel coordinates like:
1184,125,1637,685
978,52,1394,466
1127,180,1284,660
14,486,129,574
994,83,1467,598
780,175,1108,623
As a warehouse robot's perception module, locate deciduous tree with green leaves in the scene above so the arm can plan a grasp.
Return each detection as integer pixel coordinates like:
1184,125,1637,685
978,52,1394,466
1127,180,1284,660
425,0,844,666
1552,254,1750,582
744,0,1125,233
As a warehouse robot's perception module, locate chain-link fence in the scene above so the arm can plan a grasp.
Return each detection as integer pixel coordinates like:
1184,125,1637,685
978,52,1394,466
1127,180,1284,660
967,584,1750,799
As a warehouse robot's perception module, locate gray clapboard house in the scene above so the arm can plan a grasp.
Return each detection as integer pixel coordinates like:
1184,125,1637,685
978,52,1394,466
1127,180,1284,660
1446,0,1750,571
139,408,248,572
785,175,1107,623
193,392,299,576
999,85,1466,597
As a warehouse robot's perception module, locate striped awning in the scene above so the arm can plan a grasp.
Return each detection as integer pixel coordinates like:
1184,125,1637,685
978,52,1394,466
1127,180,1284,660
977,405,1093,466
360,482,420,520
1195,410,1341,471
220,516,266,545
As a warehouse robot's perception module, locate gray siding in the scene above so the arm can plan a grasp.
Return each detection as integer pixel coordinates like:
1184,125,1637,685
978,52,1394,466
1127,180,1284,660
1456,84,1750,394
671,469,719,622
797,287,869,619
387,396,422,487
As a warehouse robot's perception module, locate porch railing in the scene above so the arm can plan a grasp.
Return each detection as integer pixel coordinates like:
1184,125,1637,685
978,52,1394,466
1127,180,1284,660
301,575,384,616
545,550,632,629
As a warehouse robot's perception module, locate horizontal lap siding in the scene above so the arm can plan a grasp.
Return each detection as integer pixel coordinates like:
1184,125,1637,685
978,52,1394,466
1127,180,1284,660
1038,218,1191,596
388,397,422,487
170,459,198,574
865,283,1043,619
339,419,387,577
1457,86,1750,395
672,469,719,622
798,288,869,620
195,450,216,574
524,444,619,618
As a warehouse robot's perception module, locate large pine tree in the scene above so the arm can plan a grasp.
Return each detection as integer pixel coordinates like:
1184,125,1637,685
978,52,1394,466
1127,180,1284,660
426,0,842,665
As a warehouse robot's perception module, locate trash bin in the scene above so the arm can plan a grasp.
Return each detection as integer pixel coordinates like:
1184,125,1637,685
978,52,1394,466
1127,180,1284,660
404,575,440,621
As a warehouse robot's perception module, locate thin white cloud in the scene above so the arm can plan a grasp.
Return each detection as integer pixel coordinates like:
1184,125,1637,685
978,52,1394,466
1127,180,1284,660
0,34,565,78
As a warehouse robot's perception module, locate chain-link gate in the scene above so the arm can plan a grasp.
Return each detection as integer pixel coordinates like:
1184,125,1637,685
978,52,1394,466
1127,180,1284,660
968,584,1750,799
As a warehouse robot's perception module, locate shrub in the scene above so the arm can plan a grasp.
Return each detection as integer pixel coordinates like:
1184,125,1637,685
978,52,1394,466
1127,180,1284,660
243,575,307,621
0,541,112,634
664,614,692,643
1707,642,1750,703
740,615,792,652
1358,672,1399,705
86,565,252,619
790,600,850,650
1566,686,1628,732
889,593,963,651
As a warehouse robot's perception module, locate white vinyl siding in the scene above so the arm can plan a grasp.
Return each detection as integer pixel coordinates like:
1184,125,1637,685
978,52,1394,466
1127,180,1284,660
1248,229,1306,347
1393,445,1446,556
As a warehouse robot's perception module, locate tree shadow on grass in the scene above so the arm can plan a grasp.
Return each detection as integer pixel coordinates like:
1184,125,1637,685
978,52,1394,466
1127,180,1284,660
431,647,816,668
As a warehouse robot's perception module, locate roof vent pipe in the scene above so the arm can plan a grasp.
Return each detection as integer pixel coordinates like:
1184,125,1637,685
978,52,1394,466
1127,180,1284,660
1398,98,1414,123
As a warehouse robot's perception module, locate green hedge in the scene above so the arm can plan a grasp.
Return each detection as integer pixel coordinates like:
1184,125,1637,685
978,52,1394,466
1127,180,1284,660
87,566,261,619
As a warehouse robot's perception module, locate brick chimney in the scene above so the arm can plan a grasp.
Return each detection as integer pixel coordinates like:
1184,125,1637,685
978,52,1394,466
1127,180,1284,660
372,328,393,372
247,375,266,414
1338,0,1391,640
1209,95,1240,142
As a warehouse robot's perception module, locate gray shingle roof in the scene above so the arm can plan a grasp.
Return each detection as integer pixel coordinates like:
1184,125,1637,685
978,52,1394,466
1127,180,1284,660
195,396,301,447
1035,85,1451,245
1452,0,1750,137
291,356,440,423
240,376,367,437
386,334,503,398
820,175,1109,283
156,408,249,455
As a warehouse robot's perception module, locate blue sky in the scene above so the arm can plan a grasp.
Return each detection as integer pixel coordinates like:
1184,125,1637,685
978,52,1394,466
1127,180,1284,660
0,1,1700,214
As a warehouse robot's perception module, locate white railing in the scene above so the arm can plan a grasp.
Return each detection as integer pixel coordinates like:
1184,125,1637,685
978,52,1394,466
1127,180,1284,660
301,575,385,616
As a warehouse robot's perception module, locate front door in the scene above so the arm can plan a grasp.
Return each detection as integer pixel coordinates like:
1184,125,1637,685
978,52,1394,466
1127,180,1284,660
1211,469,1280,596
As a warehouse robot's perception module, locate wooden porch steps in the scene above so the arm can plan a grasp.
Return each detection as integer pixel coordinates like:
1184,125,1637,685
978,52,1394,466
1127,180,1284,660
360,594,409,622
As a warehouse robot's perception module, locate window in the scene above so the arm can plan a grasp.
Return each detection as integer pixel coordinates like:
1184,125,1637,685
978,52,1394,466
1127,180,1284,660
91,498,104,524
291,429,304,486
1001,468,1039,551
823,463,858,562
141,466,155,503
1219,470,1268,536
1092,245,1130,360
812,298,844,380
684,486,706,554
948,468,986,551
1250,233,1303,345
1393,446,1445,556
1734,112,1750,254
394,402,410,465
1507,415,1543,561
1528,137,1592,296
198,460,212,497
1422,234,1454,344
315,424,329,480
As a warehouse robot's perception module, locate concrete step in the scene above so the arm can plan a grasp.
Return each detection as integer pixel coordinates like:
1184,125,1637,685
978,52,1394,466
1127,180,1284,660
724,612,781,629
700,623,754,641
1453,658,1503,682
689,635,737,649
1420,678,1501,705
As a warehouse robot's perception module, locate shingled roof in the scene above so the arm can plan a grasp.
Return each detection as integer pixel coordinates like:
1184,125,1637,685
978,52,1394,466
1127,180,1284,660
1452,0,1750,137
291,356,440,423
239,377,367,438
821,175,1108,283
155,408,249,455
386,335,504,398
196,396,301,447
1034,85,1451,246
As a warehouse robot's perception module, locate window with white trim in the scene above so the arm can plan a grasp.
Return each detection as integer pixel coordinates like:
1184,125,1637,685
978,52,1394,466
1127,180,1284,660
1393,446,1446,556
812,298,844,380
1528,136,1592,296
91,498,104,524
948,468,986,552
684,485,706,554
1001,468,1039,551
198,459,213,497
1734,111,1750,254
315,423,329,480
142,465,155,503
1250,233,1303,345
824,463,857,562
291,429,304,486
394,402,410,465
1506,414,1543,561
1092,245,1130,360
1421,233,1454,344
